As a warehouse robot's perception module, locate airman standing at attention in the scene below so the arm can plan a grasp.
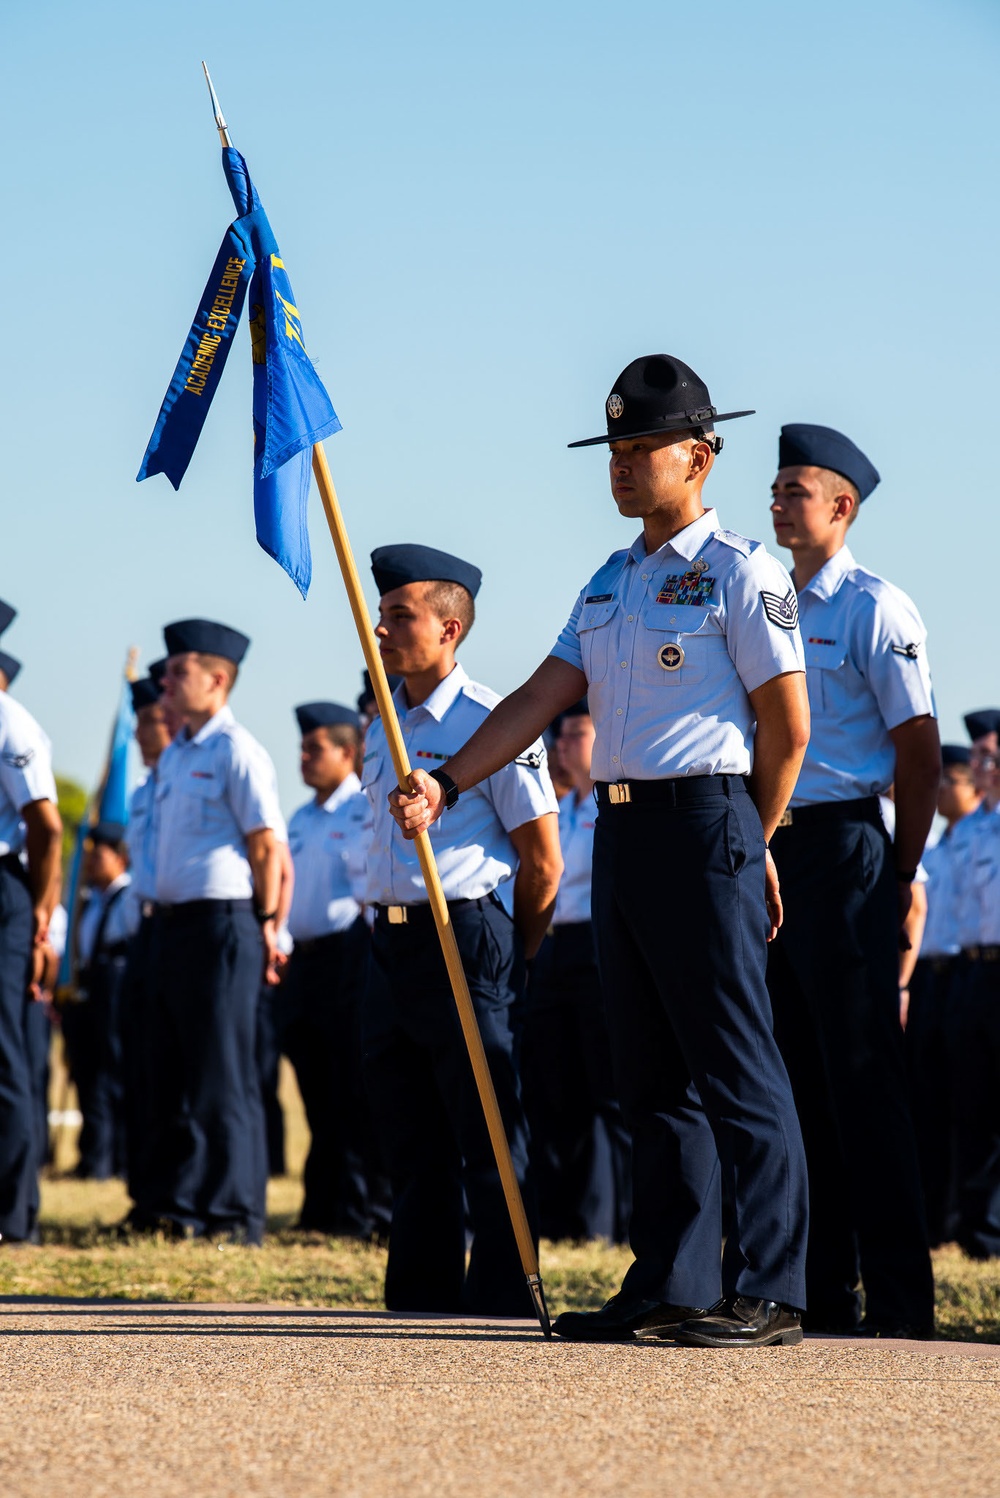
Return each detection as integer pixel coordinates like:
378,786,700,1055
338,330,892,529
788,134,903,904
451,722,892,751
0,610,62,1242
283,701,385,1237
134,619,284,1243
388,356,812,1348
362,544,562,1316
767,424,941,1338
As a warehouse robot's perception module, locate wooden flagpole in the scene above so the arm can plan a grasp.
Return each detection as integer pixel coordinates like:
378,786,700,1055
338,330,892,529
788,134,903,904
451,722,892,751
201,65,551,1336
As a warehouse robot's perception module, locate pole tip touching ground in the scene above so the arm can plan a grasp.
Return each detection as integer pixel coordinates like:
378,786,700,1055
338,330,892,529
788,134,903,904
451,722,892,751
527,1274,553,1340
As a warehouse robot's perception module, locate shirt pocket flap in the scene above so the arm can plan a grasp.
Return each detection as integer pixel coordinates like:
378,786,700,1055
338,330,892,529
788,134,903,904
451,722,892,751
184,773,223,800
360,753,383,792
578,599,619,632
804,640,847,672
643,605,712,635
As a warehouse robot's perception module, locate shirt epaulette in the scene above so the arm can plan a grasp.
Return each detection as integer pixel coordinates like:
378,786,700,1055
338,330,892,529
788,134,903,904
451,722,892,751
460,680,502,711
845,565,923,623
714,529,755,560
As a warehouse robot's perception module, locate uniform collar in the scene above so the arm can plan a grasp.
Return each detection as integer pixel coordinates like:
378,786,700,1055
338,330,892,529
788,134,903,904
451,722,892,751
397,663,468,724
627,507,718,567
799,545,855,602
320,772,362,812
100,871,131,902
180,704,235,747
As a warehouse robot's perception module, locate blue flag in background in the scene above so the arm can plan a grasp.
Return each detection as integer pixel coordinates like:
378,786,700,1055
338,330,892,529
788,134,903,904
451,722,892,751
138,147,341,597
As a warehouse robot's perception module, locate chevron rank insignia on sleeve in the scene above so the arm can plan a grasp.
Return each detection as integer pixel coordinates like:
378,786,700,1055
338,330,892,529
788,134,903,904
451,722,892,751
891,642,920,659
760,588,799,630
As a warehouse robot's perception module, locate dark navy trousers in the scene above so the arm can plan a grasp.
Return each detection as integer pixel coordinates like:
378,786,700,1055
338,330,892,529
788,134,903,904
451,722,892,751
906,955,959,1247
138,901,267,1242
951,956,1000,1259
362,896,536,1317
521,921,631,1243
592,778,809,1311
281,919,389,1236
62,950,128,1179
0,857,39,1241
121,912,156,1203
768,807,934,1329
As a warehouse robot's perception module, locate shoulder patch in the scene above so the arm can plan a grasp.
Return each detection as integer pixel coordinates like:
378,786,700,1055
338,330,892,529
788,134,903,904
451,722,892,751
760,588,799,631
3,748,34,769
891,642,921,660
514,750,546,770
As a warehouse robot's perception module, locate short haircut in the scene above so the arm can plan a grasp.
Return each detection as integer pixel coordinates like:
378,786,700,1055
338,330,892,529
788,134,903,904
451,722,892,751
197,652,239,690
820,468,862,524
423,579,475,644
319,722,360,753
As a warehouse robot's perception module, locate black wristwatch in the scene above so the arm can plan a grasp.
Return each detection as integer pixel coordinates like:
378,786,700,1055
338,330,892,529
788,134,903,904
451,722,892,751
254,906,278,925
430,768,460,810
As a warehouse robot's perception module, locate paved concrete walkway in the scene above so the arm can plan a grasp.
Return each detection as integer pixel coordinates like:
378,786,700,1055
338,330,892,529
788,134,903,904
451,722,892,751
1,1302,997,1497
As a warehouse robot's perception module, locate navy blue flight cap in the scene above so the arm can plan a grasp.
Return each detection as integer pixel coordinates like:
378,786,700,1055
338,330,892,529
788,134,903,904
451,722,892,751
148,658,168,689
295,701,361,735
964,709,1000,742
778,424,881,501
0,599,16,637
568,354,754,448
942,743,971,767
0,650,21,687
371,545,482,600
131,677,160,711
87,820,128,849
163,618,250,666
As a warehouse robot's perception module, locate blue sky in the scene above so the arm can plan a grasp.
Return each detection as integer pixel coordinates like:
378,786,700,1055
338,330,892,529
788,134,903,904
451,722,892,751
2,0,997,809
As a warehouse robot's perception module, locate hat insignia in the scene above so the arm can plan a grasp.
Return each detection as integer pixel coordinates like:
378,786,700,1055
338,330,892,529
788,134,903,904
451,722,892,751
607,394,624,420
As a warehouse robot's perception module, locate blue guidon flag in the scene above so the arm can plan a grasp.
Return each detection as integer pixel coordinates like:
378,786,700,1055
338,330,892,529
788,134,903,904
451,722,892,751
137,147,341,598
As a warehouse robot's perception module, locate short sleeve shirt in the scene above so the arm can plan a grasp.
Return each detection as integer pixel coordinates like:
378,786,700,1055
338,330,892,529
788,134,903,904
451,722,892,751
154,705,286,903
287,773,371,940
793,547,935,806
919,828,962,958
127,772,158,903
0,694,58,855
550,508,805,781
553,790,597,926
363,663,558,911
949,801,1000,948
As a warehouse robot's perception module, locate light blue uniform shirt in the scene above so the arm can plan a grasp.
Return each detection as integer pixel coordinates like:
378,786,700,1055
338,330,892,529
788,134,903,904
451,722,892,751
919,829,963,958
363,663,558,911
793,546,935,807
550,508,805,781
77,873,140,964
0,694,58,855
553,790,597,926
126,772,158,903
949,802,1000,949
154,705,285,904
287,773,371,940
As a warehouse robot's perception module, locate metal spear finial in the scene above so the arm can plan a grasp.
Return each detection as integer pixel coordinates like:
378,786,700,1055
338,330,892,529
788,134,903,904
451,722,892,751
201,61,232,147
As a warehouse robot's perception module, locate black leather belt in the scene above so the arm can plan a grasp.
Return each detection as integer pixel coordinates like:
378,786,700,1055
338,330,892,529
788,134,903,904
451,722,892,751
772,795,882,830
158,898,253,920
594,775,745,808
0,851,26,875
964,946,1000,963
374,894,498,926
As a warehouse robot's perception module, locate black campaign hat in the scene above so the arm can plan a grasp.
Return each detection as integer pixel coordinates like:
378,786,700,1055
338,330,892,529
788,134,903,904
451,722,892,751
0,599,16,637
130,678,160,712
163,618,250,666
964,709,1000,742
370,545,482,599
295,701,361,735
568,354,754,448
778,424,880,501
942,744,971,767
0,650,21,687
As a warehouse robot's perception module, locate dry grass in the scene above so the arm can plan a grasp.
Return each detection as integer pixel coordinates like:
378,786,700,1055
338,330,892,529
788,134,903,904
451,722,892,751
1,1045,996,1339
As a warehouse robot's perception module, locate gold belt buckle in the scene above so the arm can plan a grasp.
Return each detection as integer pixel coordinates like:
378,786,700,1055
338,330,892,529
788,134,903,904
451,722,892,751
607,782,631,806
387,905,408,925
777,809,793,828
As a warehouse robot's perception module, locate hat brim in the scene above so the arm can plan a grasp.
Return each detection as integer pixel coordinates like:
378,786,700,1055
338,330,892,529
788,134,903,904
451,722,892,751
568,409,755,449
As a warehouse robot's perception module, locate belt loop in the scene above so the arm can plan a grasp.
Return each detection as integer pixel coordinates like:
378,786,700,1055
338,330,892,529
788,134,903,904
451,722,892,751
723,775,733,799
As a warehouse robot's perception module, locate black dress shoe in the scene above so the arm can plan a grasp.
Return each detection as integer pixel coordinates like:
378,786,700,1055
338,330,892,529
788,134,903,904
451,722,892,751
673,1296,803,1348
553,1292,707,1343
858,1318,935,1341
